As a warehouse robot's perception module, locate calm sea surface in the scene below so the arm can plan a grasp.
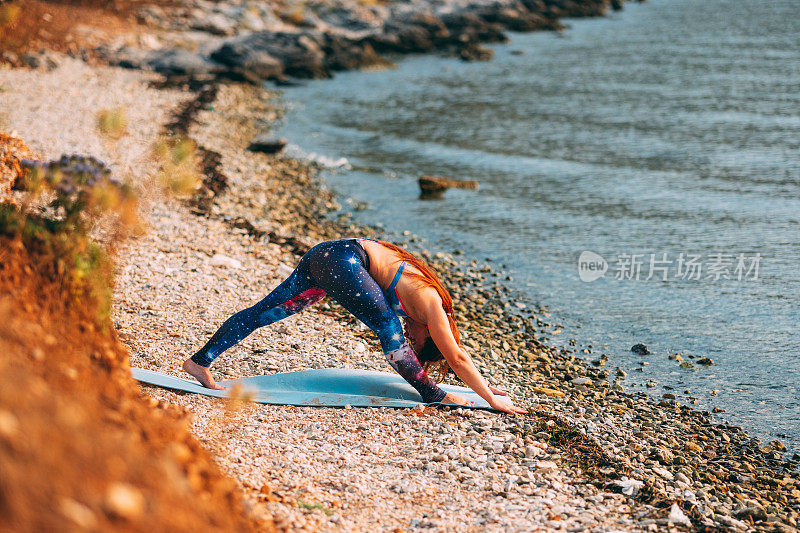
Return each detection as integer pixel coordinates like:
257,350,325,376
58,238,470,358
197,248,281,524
277,0,800,449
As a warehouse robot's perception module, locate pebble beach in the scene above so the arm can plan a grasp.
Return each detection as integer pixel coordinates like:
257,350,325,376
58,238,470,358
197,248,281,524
113,81,643,531
2,0,800,530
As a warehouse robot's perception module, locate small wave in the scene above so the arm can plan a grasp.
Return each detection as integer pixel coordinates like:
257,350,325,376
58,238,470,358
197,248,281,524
284,144,351,169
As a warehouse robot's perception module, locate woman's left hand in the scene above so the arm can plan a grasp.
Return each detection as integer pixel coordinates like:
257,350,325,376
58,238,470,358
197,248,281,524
489,396,528,415
488,385,508,396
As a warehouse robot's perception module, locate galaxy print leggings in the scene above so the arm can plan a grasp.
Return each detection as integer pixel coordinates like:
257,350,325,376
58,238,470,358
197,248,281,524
191,239,447,403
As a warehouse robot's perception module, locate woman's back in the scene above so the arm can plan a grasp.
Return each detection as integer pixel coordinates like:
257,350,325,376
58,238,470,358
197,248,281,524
358,239,440,322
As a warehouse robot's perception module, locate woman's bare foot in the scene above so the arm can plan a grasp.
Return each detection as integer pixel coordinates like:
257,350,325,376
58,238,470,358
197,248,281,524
182,359,226,390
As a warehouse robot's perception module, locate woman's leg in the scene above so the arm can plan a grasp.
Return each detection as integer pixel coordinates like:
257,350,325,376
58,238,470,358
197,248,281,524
307,241,446,403
189,255,325,368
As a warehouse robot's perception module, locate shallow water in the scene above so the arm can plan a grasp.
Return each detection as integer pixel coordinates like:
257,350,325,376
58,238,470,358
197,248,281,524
277,0,800,449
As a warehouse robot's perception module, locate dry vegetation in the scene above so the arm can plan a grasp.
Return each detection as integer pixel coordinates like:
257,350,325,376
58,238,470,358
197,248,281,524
97,108,129,141
152,136,202,196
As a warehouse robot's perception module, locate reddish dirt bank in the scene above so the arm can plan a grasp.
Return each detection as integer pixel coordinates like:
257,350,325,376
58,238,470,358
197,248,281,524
0,135,268,531
0,0,149,61
0,241,270,532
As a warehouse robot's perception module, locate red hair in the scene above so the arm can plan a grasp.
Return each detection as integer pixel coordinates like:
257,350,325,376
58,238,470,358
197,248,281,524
376,240,461,349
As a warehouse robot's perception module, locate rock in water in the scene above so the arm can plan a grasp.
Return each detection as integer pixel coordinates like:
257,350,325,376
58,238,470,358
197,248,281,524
248,134,287,154
459,43,494,61
418,176,479,195
631,343,650,355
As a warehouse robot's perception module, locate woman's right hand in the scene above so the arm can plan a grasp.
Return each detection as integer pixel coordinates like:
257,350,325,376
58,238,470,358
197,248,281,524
442,392,474,406
489,396,528,415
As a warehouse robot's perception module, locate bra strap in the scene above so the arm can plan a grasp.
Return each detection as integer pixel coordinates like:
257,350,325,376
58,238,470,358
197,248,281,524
388,261,406,291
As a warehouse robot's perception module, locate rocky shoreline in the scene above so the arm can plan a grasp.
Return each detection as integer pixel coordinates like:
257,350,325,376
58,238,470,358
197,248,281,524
97,0,619,84
4,0,800,530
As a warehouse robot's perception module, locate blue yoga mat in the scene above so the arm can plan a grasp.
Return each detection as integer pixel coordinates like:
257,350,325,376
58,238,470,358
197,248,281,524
131,367,506,410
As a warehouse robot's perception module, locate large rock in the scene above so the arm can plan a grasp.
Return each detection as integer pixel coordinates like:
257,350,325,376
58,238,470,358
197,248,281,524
209,39,283,82
733,504,768,522
631,343,650,355
439,12,507,45
211,31,328,79
145,49,226,77
323,35,389,71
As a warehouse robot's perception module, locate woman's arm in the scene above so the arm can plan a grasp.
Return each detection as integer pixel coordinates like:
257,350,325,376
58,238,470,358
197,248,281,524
425,300,526,415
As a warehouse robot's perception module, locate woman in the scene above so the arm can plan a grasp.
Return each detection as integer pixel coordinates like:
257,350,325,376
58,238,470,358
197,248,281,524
183,238,525,415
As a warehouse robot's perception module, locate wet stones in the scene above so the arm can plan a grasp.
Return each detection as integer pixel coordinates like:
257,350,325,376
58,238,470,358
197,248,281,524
248,134,287,154
631,343,649,355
